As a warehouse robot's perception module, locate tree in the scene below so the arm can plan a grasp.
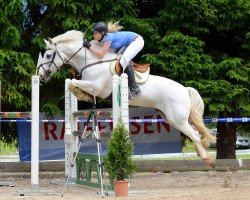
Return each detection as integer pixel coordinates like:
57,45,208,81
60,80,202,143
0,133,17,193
105,121,135,183
0,0,35,144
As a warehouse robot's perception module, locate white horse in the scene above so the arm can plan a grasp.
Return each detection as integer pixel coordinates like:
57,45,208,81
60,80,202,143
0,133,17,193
37,30,215,167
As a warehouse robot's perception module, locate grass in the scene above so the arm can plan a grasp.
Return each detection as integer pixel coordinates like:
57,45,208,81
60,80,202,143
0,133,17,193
0,141,17,155
235,154,250,159
183,141,216,153
179,142,250,160
134,141,250,160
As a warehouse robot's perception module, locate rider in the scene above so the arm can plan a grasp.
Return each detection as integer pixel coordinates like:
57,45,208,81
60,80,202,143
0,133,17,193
83,21,144,99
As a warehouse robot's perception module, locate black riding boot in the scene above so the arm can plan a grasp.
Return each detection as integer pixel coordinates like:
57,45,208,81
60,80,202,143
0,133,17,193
124,64,141,99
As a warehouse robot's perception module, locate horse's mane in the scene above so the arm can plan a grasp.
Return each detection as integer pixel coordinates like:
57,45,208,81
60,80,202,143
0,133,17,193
52,30,83,44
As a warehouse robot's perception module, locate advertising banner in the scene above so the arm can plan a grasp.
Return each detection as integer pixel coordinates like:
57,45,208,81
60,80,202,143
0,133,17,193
17,107,181,161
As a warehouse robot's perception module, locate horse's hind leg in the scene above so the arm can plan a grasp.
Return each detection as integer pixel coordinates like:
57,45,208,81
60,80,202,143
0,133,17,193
177,122,215,167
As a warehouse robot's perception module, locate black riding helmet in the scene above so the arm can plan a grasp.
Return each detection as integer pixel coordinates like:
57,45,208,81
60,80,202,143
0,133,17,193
92,22,108,33
92,22,108,42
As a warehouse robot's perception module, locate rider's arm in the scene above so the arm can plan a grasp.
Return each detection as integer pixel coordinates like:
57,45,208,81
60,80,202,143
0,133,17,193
89,42,111,58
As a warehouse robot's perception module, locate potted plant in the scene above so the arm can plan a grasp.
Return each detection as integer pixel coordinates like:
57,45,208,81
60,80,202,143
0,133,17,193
105,121,136,197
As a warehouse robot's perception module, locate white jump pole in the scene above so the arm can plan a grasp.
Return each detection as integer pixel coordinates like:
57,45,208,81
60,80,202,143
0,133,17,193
112,74,129,130
31,75,40,190
17,75,53,195
64,79,78,179
120,73,129,130
112,75,120,128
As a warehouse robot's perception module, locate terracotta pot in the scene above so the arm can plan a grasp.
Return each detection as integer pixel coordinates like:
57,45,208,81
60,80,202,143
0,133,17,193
114,180,128,197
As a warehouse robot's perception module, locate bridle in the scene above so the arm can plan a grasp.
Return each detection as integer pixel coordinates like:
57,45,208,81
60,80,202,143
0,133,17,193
38,44,84,78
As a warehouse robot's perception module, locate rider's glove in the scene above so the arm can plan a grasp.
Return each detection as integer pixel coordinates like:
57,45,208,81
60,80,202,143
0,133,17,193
83,40,91,48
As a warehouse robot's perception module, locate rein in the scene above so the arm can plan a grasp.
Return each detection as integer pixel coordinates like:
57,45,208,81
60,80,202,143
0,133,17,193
64,46,83,65
79,58,117,77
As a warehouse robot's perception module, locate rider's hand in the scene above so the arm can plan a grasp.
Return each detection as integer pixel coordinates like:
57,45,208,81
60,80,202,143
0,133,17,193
83,40,91,48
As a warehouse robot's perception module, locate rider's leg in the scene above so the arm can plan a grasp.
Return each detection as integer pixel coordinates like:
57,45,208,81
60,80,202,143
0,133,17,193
120,35,144,99
124,64,141,99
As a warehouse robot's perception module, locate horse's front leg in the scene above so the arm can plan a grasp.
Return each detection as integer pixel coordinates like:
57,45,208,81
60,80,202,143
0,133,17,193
68,83,93,102
68,80,100,102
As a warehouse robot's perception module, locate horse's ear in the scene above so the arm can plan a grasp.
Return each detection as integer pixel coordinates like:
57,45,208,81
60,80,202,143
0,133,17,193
48,38,53,44
44,39,50,47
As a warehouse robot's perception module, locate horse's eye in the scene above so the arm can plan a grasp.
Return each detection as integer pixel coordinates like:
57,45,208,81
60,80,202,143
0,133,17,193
46,54,51,59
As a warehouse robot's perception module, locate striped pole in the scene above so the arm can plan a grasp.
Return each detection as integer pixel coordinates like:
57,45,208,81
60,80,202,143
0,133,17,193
204,117,250,123
73,110,112,117
0,112,30,118
0,117,249,123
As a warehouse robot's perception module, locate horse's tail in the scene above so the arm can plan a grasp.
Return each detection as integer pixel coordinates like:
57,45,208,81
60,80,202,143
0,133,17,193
187,87,216,148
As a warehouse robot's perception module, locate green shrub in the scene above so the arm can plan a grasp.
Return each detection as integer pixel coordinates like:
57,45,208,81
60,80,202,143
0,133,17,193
105,121,136,183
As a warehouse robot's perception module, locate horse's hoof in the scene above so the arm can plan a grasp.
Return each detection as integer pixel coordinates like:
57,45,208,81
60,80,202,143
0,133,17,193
204,157,215,168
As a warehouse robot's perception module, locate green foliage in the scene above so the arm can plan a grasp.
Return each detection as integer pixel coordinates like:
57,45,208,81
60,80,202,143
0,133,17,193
0,50,34,109
200,58,250,116
105,121,135,182
144,31,214,80
159,0,217,34
242,32,250,51
0,0,23,48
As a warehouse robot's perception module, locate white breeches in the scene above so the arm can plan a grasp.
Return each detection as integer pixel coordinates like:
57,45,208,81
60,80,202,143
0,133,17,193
120,35,144,70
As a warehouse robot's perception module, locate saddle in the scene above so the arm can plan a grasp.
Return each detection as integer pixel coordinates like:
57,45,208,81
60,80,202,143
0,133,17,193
110,60,150,84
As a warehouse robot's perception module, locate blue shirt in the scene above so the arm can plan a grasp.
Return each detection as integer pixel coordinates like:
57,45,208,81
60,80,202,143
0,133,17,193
102,31,137,49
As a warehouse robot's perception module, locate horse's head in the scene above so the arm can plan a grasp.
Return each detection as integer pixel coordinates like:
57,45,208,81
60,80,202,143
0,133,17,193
37,30,84,81
37,38,66,81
